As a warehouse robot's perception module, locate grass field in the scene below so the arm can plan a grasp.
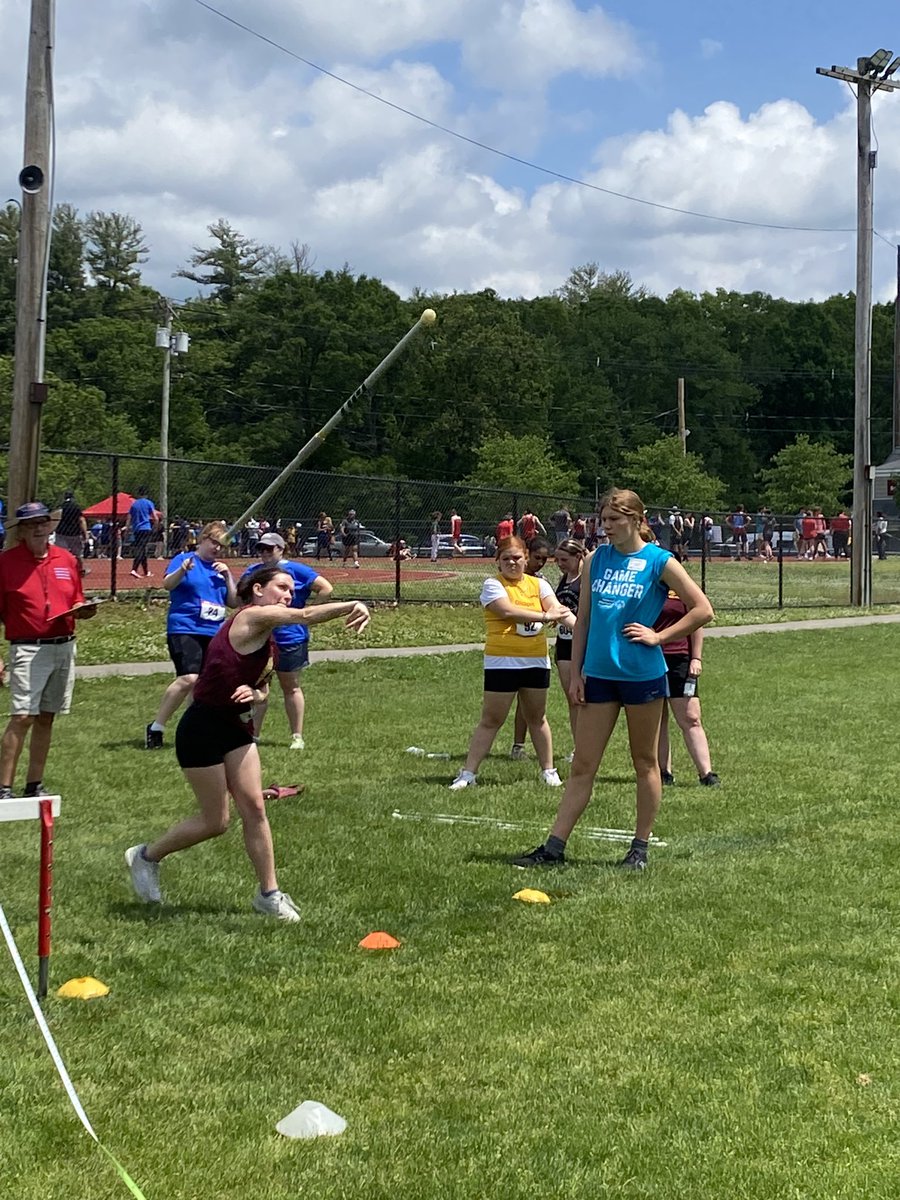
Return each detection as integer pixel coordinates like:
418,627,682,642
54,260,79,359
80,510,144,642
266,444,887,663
3,624,900,1198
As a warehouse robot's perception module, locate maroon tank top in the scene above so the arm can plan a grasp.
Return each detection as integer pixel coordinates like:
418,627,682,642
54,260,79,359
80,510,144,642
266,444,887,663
192,614,274,710
654,592,690,657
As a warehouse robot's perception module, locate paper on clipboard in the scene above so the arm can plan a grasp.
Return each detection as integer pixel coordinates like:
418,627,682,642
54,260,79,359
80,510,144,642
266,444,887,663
53,598,107,620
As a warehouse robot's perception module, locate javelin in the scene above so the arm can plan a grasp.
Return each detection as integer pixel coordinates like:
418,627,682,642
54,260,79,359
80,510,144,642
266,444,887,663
225,308,436,540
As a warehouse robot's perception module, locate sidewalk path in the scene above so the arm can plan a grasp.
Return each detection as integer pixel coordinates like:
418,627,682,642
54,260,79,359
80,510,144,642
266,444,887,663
74,612,900,679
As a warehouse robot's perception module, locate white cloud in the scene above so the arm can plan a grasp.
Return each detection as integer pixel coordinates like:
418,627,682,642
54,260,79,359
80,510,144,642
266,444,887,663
2,0,899,308
700,38,723,60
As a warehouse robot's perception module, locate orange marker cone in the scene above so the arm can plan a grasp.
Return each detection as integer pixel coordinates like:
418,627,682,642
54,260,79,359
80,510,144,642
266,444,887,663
358,931,400,950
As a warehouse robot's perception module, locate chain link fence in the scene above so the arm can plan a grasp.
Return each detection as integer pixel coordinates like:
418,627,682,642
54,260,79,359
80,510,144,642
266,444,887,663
8,447,899,609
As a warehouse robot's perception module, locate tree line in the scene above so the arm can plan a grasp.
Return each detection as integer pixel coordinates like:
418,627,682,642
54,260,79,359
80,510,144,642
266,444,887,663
0,204,884,512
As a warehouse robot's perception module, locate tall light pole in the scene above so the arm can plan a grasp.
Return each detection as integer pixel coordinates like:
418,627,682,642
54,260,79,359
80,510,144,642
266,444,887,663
817,49,900,606
154,304,188,540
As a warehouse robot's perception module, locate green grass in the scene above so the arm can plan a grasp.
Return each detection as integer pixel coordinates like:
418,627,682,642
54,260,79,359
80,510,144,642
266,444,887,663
3,627,900,1197
74,557,900,666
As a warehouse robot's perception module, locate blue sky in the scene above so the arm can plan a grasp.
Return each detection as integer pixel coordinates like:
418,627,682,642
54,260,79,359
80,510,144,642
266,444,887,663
1,0,899,301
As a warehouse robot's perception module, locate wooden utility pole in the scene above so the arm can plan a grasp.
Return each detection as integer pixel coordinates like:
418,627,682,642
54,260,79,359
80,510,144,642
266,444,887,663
817,50,900,606
9,0,55,519
677,377,687,455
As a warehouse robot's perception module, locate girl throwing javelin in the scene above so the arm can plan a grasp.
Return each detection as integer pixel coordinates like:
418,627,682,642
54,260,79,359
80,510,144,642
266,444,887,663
126,566,370,921
449,536,573,791
512,489,713,871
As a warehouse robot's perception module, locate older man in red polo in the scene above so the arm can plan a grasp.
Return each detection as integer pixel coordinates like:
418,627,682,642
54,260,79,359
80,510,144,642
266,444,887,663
0,502,98,799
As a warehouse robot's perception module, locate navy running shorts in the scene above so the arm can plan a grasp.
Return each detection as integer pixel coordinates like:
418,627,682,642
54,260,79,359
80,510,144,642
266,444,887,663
583,674,669,706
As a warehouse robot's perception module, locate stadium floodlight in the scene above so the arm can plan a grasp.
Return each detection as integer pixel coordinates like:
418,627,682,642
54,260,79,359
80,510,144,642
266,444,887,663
882,56,900,80
861,48,892,75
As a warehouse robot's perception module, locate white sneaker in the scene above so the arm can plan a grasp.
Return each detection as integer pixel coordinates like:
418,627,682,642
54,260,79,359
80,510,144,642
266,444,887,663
289,733,305,751
541,768,563,787
125,844,162,903
252,889,302,922
449,770,477,790
509,743,527,761
564,751,575,764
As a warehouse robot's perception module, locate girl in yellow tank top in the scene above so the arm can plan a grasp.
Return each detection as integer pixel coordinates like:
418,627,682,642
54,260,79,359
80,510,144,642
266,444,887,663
448,537,573,791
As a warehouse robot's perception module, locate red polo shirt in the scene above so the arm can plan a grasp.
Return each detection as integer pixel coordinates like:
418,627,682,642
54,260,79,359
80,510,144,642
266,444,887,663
0,543,84,641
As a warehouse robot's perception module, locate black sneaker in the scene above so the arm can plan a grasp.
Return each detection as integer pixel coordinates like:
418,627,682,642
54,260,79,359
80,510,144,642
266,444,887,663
145,724,164,750
511,843,565,869
661,770,675,786
616,845,647,871
0,785,13,800
699,772,721,787
23,783,50,797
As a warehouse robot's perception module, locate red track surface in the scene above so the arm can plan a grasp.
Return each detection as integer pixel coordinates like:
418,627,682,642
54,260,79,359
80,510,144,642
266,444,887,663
89,556,470,591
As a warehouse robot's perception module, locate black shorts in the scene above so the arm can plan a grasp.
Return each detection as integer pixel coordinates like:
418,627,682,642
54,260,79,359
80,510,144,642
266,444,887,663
484,667,551,692
167,633,214,677
554,635,573,663
175,703,256,768
665,654,697,700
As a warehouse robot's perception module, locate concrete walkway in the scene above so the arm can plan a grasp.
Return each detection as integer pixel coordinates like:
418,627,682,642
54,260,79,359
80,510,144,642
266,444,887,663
74,612,900,679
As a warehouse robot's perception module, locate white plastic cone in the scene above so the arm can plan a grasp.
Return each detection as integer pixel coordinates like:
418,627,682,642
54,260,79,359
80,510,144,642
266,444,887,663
276,1100,347,1139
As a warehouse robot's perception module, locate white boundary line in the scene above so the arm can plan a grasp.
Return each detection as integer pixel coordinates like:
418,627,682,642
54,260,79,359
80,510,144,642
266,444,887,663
391,810,666,847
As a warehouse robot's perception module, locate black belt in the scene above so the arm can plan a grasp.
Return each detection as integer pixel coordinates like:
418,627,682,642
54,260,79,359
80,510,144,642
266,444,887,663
10,635,75,646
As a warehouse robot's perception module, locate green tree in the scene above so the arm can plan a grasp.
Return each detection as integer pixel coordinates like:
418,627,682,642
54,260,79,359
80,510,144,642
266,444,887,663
556,262,650,305
463,432,581,497
758,435,851,512
176,218,269,304
0,202,19,355
618,436,726,510
84,211,148,293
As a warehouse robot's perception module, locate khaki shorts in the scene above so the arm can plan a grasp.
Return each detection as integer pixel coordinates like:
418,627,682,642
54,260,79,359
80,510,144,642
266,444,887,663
9,641,76,716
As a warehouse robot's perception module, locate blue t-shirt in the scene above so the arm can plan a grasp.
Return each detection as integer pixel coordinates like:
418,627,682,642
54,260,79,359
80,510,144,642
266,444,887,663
240,559,321,647
129,497,156,533
166,552,231,636
583,542,672,682
0,499,4,537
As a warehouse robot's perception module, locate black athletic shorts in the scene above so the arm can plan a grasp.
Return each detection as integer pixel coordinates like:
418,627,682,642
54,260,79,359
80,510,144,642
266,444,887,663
175,702,256,768
664,654,697,700
483,667,551,692
554,635,573,663
167,633,214,677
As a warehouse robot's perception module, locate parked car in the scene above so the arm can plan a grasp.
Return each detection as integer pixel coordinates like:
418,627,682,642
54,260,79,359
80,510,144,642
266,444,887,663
300,528,391,557
412,534,487,558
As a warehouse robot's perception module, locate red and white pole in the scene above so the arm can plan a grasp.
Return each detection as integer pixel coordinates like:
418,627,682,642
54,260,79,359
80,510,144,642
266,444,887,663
37,797,53,1000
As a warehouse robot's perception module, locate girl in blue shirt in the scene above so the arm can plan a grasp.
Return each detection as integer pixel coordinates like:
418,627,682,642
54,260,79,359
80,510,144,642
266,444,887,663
145,521,237,749
512,488,713,872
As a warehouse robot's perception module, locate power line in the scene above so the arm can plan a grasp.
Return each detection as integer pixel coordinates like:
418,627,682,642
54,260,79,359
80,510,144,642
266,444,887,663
192,0,864,237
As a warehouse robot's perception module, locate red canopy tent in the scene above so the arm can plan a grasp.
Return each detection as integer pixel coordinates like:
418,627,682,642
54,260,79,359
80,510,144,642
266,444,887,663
82,492,135,519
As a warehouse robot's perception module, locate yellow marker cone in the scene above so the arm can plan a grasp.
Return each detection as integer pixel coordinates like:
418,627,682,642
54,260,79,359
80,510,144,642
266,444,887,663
57,976,110,1000
512,888,551,904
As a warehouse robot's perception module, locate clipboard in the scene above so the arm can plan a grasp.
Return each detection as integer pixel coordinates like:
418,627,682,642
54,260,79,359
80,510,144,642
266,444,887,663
52,598,107,620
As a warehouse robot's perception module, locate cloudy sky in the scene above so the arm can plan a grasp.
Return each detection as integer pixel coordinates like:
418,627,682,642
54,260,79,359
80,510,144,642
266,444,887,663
3,0,900,303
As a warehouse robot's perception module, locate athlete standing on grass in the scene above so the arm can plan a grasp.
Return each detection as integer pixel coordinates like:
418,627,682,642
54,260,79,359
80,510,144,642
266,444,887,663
240,531,333,750
654,590,720,788
509,537,552,759
512,488,713,872
449,536,572,792
549,539,587,760
126,566,370,922
145,521,236,749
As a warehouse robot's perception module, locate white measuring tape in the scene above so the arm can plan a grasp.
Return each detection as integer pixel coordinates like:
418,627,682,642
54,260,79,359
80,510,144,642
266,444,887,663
391,810,666,846
0,902,148,1198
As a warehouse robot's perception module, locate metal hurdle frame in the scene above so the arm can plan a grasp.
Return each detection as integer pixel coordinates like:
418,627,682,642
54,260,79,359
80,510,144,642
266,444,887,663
0,794,61,1000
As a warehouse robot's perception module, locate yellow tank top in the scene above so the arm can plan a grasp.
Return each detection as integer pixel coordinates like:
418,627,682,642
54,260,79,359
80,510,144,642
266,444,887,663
483,574,548,659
